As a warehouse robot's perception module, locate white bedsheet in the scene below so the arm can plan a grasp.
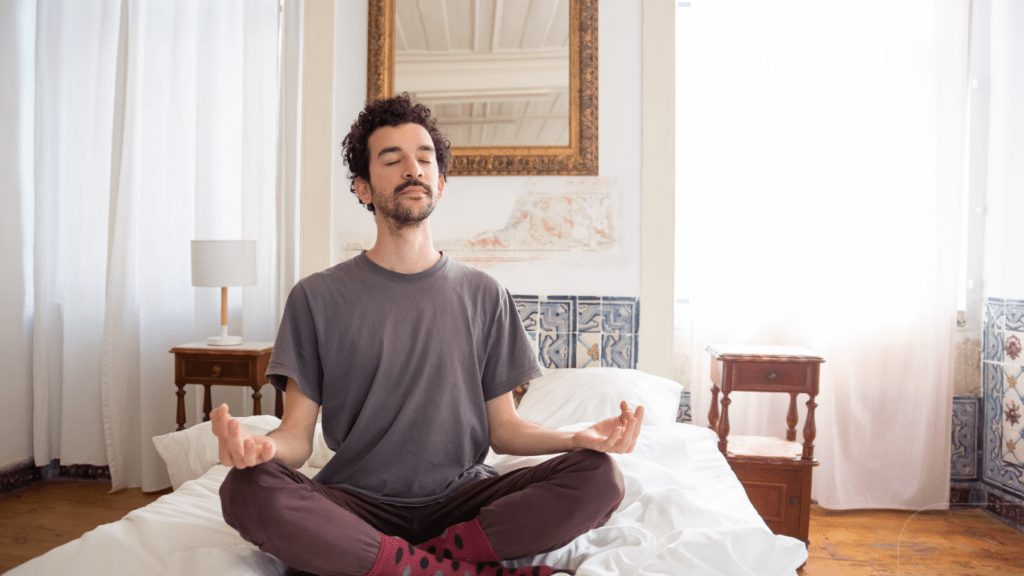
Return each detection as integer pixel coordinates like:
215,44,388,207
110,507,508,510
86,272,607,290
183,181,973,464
9,423,806,576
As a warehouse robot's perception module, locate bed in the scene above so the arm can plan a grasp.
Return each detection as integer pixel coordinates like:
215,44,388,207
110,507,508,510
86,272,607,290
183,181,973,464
9,368,808,576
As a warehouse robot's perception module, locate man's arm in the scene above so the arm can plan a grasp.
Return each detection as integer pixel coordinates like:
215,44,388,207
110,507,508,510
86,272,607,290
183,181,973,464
485,391,644,457
211,378,319,469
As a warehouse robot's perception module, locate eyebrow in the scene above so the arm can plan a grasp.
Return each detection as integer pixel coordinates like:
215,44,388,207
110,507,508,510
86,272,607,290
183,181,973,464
377,144,435,158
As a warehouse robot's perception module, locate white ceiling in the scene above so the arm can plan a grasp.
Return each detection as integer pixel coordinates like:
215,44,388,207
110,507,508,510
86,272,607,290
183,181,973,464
394,0,571,146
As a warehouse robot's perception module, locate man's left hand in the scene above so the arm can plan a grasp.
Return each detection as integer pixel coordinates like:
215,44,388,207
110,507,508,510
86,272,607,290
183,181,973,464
572,401,644,454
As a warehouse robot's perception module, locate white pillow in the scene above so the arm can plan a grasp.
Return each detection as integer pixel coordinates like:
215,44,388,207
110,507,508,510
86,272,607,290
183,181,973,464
153,415,337,490
515,368,683,428
152,415,281,490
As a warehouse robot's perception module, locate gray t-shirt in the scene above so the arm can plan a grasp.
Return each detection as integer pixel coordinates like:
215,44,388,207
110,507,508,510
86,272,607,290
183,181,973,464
266,253,542,505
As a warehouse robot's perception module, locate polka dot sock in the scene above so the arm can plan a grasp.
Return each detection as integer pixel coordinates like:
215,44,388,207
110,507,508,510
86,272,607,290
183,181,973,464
365,534,574,576
415,518,499,563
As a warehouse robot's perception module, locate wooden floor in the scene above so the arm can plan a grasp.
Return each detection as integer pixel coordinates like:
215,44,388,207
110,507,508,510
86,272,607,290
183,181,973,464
3,481,1024,574
0,480,169,573
801,505,1024,576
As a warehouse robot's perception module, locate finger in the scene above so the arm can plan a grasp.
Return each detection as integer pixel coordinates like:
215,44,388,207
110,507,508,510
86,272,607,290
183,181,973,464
603,424,625,452
626,405,645,452
218,438,233,467
242,438,259,468
227,418,248,467
211,404,230,436
615,415,637,454
255,436,276,464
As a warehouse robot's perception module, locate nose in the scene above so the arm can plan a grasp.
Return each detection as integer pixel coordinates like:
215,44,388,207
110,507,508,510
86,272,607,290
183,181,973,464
402,156,423,180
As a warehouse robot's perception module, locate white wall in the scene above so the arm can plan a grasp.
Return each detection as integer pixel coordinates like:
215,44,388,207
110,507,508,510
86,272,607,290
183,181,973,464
0,0,35,470
331,0,644,298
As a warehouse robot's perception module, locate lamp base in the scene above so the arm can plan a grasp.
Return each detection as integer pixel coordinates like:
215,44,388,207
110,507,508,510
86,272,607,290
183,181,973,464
207,335,244,346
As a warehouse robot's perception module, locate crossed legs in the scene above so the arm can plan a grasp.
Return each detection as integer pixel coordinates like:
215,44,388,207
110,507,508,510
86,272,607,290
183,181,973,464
220,450,624,576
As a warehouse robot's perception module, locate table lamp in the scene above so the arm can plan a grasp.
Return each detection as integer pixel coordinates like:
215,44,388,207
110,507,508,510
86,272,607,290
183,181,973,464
191,240,257,346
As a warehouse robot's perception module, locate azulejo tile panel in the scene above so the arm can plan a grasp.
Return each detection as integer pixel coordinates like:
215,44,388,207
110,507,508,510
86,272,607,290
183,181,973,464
1007,300,1024,332
1001,366,1024,467
677,391,692,424
982,296,1024,501
985,299,1005,362
513,295,639,370
951,396,980,481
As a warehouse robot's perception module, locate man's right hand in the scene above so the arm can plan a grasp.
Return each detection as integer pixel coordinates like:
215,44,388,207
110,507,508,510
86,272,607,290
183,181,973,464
211,403,277,469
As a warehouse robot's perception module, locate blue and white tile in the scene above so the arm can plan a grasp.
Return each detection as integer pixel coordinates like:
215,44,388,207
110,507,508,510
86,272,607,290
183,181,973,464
988,298,1006,327
986,330,1006,363
677,390,692,424
951,396,980,481
576,332,602,368
539,298,575,333
539,332,574,369
602,333,635,369
1006,299,1024,331
601,298,639,334
1002,382,1024,467
1005,331,1024,366
984,361,1024,498
985,300,1006,362
525,332,540,365
513,295,540,332
578,297,602,333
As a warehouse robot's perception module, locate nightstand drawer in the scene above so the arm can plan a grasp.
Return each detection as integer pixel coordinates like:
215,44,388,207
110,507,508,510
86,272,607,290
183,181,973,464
730,361,810,392
179,358,253,383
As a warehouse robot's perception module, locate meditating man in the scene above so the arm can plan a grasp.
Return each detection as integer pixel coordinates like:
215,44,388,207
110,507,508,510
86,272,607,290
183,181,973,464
214,94,644,576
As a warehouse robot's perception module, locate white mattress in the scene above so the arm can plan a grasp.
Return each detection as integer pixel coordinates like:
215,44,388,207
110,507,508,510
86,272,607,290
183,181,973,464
9,423,807,575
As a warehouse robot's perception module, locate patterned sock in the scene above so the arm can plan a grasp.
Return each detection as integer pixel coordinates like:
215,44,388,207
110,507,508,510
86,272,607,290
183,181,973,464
366,533,574,576
416,518,499,563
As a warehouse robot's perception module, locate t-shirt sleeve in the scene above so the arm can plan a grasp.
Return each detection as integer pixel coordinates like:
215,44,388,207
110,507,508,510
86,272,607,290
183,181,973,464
266,281,323,405
480,287,544,401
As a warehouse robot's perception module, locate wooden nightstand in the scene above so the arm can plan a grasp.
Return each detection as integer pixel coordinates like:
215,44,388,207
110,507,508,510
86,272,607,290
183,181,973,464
170,342,280,431
706,344,824,543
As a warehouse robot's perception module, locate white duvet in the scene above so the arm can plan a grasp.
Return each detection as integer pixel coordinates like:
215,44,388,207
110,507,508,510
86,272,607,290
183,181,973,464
9,423,806,576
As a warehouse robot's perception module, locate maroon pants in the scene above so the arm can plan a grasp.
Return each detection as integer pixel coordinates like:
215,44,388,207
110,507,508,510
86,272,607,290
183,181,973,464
220,450,624,576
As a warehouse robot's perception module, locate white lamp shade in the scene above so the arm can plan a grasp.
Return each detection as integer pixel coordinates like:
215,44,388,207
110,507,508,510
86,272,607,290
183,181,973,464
191,240,257,287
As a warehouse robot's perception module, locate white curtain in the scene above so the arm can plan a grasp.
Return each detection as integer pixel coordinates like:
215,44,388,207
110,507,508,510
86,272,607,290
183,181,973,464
27,0,301,492
982,2,1024,299
674,0,970,509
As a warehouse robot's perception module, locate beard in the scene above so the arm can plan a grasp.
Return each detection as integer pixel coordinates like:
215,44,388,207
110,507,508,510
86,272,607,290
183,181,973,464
372,179,438,228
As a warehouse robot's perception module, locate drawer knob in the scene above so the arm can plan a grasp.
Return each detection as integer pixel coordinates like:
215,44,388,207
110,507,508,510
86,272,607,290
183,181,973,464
768,372,778,381
790,496,799,505
211,365,221,378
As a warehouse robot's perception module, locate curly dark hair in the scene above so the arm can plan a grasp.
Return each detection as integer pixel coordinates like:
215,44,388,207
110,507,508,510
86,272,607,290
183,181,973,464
341,94,451,213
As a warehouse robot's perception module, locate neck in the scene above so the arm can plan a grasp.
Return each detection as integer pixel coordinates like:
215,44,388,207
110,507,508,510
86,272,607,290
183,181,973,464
364,218,441,274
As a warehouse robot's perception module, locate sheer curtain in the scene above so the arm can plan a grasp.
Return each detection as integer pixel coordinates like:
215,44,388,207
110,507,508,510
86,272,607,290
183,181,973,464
674,0,970,509
28,0,301,491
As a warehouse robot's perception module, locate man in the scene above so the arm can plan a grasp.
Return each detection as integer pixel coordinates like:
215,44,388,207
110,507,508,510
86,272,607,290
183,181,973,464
214,95,644,576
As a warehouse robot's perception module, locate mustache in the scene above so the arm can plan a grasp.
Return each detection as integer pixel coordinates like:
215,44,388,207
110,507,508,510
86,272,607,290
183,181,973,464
394,179,433,196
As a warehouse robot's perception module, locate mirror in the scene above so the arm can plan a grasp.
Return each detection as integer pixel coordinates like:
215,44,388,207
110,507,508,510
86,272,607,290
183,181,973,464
368,0,598,176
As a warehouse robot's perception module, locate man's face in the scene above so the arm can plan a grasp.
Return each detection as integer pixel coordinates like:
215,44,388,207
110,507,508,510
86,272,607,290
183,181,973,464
355,123,445,228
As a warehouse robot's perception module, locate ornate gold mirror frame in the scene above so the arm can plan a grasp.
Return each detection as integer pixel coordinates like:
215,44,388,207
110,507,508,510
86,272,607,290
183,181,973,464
367,0,598,176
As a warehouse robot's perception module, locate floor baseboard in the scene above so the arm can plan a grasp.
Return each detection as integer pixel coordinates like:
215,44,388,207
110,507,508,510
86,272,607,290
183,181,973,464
0,459,111,498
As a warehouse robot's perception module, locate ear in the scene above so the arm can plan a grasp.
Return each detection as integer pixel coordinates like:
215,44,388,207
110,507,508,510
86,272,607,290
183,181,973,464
436,174,445,199
354,177,372,205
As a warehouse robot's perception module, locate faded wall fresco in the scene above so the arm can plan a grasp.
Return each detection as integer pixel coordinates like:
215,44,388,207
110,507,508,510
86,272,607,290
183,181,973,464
437,178,618,268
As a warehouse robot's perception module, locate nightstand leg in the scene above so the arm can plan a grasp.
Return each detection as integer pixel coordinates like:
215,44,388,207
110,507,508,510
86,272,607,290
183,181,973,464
252,386,263,416
203,385,212,422
786,392,799,441
175,383,186,431
708,383,720,432
718,392,732,455
803,394,818,460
